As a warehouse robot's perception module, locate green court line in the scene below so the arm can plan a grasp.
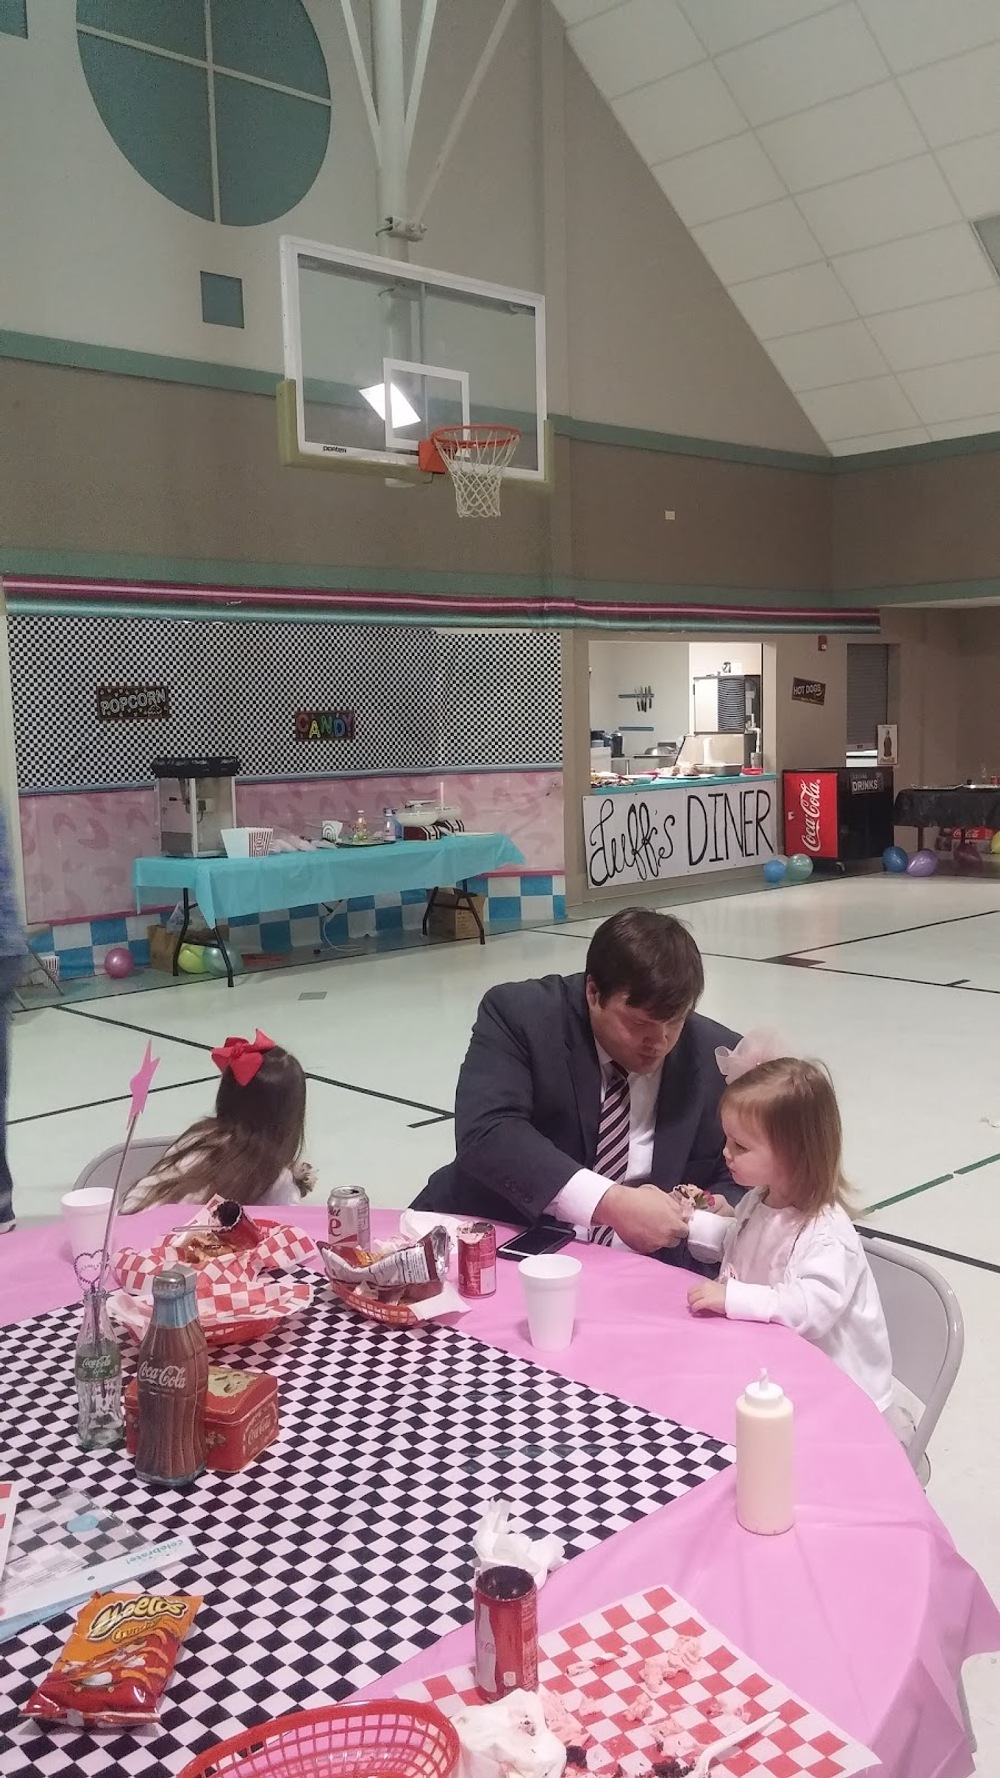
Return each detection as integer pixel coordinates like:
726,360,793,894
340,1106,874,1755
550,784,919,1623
865,1150,1000,1213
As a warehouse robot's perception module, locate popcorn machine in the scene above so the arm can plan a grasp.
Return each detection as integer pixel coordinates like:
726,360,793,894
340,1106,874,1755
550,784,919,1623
151,756,240,858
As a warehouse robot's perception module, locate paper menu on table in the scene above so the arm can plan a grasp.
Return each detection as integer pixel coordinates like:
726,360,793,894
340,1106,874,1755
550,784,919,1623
397,1582,879,1777
0,1481,18,1584
0,1487,196,1638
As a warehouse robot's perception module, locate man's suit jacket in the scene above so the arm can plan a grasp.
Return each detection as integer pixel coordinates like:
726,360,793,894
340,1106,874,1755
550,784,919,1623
413,973,741,1244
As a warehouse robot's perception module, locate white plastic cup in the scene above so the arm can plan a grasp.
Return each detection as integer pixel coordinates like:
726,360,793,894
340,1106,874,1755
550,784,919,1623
518,1254,582,1352
61,1187,114,1263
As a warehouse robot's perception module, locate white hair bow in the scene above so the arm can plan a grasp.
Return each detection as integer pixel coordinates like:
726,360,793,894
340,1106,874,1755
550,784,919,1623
715,1029,788,1083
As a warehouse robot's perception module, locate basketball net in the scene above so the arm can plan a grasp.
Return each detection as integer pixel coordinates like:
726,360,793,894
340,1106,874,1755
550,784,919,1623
426,424,521,518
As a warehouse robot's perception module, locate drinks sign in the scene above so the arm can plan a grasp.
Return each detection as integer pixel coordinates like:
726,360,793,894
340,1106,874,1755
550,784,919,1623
583,782,776,889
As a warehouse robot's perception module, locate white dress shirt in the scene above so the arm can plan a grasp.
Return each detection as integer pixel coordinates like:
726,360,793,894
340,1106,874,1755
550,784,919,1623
546,1044,665,1231
687,1193,894,1410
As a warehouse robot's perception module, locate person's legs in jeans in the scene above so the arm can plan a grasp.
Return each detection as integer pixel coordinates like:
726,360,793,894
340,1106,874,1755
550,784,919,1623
0,956,20,1229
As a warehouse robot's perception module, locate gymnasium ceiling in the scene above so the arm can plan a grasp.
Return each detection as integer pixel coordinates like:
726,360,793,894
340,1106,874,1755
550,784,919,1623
551,0,1000,456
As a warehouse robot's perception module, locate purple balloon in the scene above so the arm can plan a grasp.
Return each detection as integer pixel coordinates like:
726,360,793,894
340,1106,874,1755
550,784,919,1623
906,849,938,878
103,945,135,978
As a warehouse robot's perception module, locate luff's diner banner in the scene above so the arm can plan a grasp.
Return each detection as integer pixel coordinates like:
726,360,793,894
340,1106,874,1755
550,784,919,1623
583,782,777,889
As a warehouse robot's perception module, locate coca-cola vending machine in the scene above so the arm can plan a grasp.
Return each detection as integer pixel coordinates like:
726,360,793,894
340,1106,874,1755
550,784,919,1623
783,767,894,865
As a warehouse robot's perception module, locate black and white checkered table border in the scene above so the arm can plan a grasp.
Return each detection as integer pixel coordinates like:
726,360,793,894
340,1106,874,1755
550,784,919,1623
0,1292,731,1777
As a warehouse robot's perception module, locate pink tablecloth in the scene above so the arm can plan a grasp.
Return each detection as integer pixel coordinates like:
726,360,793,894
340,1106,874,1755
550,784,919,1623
2,1205,997,1778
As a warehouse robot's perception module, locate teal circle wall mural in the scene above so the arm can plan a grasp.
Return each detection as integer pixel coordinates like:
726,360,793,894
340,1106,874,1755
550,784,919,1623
76,0,331,225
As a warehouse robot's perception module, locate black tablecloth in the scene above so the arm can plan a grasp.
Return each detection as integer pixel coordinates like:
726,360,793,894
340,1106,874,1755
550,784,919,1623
894,787,1000,829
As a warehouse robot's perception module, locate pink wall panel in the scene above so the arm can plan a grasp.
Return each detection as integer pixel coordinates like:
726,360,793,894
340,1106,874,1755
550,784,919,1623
20,772,564,925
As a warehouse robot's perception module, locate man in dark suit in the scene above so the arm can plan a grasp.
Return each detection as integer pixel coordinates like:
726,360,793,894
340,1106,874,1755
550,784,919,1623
412,907,740,1264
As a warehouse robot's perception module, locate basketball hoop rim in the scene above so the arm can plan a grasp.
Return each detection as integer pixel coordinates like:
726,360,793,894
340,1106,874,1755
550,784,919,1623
429,422,521,458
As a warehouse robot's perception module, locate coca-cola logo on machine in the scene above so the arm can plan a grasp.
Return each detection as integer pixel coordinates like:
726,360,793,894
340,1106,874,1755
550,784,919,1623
799,778,823,854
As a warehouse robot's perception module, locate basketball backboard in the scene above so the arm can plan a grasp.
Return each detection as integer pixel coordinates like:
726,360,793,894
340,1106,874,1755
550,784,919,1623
278,236,547,484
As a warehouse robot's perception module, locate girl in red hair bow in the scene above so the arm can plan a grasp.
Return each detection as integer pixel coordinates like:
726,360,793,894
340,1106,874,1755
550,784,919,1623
124,1030,315,1211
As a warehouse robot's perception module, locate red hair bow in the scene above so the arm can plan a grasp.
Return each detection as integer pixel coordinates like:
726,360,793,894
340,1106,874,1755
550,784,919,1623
211,1029,276,1087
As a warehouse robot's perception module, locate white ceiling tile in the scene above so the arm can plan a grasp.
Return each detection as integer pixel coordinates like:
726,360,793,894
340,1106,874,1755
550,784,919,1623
797,375,920,439
926,414,1000,440
758,83,926,191
676,0,847,58
900,43,1000,149
866,289,1000,371
796,156,961,257
729,262,857,338
551,0,626,24
716,8,889,127
765,320,890,390
937,134,1000,221
900,353,1000,422
830,427,931,453
612,61,744,162
858,0,1000,76
692,199,822,282
832,224,995,314
569,0,704,98
652,133,786,226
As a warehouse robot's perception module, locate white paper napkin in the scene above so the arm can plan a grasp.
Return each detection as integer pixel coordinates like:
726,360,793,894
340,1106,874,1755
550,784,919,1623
473,1500,565,1587
454,1690,567,1778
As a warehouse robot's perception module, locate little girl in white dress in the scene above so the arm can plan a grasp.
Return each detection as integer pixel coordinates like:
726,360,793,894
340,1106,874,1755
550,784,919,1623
685,1036,894,1415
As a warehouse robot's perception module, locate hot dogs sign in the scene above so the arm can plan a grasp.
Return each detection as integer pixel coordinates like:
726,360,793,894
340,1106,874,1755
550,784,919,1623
583,781,777,888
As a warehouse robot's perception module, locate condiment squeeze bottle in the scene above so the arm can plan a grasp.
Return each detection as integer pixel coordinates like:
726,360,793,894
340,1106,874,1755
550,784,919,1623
735,1368,793,1535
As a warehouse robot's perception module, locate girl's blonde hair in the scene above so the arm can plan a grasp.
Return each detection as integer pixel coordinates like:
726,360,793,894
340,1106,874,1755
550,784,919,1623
722,1057,853,1216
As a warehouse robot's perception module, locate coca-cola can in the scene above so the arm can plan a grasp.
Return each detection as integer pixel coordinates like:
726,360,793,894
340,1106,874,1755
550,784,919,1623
327,1186,371,1255
458,1220,497,1297
474,1565,538,1700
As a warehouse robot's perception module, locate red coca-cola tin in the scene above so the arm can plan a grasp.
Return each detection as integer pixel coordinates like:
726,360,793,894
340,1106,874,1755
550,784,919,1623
475,1565,538,1700
458,1220,497,1298
125,1367,278,1473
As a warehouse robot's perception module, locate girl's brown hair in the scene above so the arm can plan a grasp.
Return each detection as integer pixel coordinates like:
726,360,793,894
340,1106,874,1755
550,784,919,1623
127,1045,307,1210
722,1057,853,1217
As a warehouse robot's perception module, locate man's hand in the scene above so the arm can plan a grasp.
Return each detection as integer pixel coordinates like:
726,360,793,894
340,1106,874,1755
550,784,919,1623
688,1279,728,1315
595,1184,691,1254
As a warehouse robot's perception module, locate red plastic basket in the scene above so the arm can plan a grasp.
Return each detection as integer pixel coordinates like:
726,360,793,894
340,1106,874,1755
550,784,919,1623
176,1700,460,1778
328,1279,421,1328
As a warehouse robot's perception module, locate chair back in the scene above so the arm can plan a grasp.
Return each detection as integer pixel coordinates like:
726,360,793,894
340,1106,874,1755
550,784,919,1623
862,1233,964,1472
72,1138,174,1201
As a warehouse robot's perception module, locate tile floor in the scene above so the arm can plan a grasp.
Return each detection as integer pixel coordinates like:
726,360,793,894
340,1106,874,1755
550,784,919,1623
6,872,1000,1763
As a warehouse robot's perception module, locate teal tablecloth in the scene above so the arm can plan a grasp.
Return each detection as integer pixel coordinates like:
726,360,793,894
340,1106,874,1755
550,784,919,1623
132,833,524,928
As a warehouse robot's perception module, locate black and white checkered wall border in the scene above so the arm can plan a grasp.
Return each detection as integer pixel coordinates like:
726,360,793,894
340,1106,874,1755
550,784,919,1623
8,615,562,791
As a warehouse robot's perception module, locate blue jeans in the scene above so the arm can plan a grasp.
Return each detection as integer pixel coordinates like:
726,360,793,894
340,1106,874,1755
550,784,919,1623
0,955,20,1225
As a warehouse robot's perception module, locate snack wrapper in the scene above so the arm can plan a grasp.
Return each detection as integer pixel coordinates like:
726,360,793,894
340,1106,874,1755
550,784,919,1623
109,1199,316,1343
21,1591,200,1726
320,1228,447,1302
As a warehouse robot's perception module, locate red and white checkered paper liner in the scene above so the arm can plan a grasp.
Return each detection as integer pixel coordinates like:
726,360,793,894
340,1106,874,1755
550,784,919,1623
109,1200,317,1339
397,1584,878,1778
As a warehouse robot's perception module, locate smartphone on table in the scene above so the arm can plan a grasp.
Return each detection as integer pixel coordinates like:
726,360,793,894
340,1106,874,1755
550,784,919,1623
496,1219,576,1261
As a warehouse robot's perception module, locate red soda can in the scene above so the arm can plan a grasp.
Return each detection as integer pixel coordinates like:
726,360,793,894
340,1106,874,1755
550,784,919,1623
458,1220,497,1298
474,1565,538,1700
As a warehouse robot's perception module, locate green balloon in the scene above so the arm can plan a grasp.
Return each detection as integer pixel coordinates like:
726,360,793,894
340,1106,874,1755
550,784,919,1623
203,945,244,977
785,853,815,885
177,943,209,974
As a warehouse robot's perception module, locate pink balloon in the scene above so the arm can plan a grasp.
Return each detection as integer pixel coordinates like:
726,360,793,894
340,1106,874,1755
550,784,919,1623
103,945,135,978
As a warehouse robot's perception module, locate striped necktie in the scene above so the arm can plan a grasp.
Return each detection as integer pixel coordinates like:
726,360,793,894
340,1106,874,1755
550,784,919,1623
588,1061,631,1246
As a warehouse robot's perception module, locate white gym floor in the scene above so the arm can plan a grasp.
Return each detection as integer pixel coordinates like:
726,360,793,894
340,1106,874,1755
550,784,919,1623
7,872,1000,1762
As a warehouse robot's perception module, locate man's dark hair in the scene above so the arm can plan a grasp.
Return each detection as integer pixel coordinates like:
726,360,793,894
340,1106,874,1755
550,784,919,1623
585,908,704,1019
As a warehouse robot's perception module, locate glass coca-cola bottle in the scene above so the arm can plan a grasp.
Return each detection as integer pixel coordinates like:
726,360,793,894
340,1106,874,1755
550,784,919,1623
75,1284,125,1451
134,1266,208,1491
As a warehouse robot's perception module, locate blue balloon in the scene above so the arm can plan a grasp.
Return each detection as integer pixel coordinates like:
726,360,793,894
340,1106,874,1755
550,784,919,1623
763,857,787,886
882,845,908,874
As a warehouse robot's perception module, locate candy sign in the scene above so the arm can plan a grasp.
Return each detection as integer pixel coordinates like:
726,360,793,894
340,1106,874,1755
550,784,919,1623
583,782,776,889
